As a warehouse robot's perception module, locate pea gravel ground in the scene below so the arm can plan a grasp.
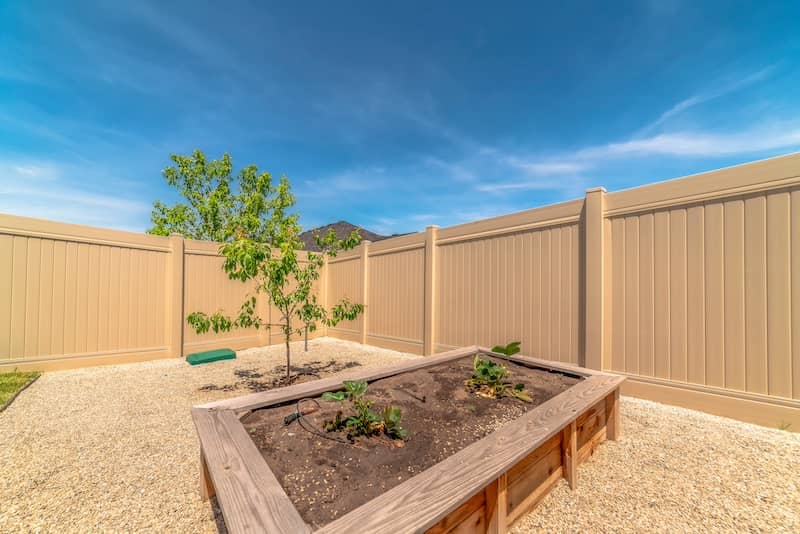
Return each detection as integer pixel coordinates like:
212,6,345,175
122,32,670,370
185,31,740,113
1,338,798,533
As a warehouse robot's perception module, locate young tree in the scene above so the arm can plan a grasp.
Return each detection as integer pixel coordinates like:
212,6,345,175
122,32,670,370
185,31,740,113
151,150,365,381
147,149,283,243
296,232,365,352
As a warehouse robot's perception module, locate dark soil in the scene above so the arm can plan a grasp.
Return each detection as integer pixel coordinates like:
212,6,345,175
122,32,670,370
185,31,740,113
241,355,581,528
198,360,362,393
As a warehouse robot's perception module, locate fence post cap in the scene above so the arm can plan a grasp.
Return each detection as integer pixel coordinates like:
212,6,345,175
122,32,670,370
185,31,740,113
585,186,607,194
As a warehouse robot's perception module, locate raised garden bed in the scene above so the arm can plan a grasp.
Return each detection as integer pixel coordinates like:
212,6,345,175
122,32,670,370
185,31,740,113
192,346,624,533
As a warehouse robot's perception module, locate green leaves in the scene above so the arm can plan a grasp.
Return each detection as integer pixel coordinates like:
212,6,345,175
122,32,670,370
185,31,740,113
313,227,362,257
465,354,533,403
343,380,368,397
321,391,347,402
186,311,232,334
326,298,365,326
491,341,521,356
321,381,408,441
382,405,408,440
322,380,368,403
158,150,365,380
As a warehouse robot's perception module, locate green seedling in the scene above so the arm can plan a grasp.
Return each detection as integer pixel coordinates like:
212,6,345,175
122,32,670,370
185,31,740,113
465,355,532,403
322,380,408,441
382,405,408,440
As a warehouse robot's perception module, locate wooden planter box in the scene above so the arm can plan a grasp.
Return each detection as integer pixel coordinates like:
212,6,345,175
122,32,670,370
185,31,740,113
192,346,624,533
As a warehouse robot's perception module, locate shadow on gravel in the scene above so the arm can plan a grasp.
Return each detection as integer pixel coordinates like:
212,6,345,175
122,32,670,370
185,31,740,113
198,360,362,393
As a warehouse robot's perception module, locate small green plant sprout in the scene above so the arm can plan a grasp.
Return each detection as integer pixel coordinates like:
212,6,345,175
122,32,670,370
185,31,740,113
321,380,408,441
491,341,521,356
382,405,408,440
465,354,532,403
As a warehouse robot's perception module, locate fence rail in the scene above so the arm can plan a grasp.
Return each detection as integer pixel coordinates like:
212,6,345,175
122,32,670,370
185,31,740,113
1,153,799,429
324,153,800,429
0,215,312,371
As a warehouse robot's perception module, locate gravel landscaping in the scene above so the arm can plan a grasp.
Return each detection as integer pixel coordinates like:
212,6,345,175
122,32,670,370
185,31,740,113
1,338,798,533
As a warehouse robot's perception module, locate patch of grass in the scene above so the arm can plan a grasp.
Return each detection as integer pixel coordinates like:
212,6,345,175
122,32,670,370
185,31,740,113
0,371,41,411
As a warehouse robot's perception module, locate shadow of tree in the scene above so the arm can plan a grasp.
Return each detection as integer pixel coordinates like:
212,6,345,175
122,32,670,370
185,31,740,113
198,360,362,393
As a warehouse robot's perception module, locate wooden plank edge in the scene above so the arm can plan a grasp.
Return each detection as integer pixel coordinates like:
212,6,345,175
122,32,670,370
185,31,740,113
476,347,604,378
195,345,479,411
562,420,577,490
191,407,311,534
505,468,563,525
318,375,624,534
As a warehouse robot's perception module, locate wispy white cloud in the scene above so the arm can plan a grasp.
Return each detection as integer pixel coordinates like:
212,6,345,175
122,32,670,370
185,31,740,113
576,124,800,159
503,157,586,175
639,65,776,135
422,157,476,182
483,121,800,181
476,180,562,193
0,158,151,230
299,167,389,198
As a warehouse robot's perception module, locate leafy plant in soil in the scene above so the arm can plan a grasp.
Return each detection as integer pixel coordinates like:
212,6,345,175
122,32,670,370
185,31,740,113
465,355,533,402
322,380,408,441
491,341,521,356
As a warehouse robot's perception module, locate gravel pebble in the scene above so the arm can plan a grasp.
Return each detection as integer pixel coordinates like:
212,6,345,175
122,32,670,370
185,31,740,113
2,340,798,533
511,397,800,534
0,338,416,533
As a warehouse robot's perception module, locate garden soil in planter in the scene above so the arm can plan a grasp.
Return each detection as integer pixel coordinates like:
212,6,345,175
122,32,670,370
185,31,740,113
241,355,580,528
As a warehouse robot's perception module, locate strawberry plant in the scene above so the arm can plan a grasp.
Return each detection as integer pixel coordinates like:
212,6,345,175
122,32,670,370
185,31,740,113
465,355,532,402
322,380,407,440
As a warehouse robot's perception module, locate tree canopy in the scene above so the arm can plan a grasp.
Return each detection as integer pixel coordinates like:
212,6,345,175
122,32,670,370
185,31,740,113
150,150,364,380
147,149,291,243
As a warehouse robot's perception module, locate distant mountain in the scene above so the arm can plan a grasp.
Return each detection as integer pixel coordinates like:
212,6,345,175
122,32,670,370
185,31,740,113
299,221,395,252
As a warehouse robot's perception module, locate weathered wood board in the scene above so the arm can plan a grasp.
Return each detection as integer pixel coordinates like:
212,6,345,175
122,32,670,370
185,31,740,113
192,346,624,534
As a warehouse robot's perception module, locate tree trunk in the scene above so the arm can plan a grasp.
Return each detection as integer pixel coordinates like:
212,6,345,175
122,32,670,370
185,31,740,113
304,326,309,352
284,335,291,380
283,314,292,381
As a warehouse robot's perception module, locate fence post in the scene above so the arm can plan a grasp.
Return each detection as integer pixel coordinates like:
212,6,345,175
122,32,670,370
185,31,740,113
423,225,439,355
584,187,606,370
360,240,371,345
167,233,185,358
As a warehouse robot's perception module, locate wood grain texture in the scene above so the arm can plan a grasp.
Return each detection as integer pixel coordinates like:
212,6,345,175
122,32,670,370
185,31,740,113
192,408,311,534
505,468,563,526
200,450,214,501
605,389,621,441
485,474,506,534
319,373,623,534
576,399,606,451
426,489,485,534
562,421,577,490
193,347,624,534
506,439,562,515
198,346,479,411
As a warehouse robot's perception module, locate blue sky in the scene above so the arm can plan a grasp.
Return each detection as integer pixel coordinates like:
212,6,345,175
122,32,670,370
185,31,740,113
1,1,799,235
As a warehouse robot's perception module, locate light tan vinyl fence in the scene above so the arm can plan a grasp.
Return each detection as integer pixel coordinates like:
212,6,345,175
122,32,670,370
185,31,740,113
324,153,800,429
0,215,312,371
1,153,799,428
